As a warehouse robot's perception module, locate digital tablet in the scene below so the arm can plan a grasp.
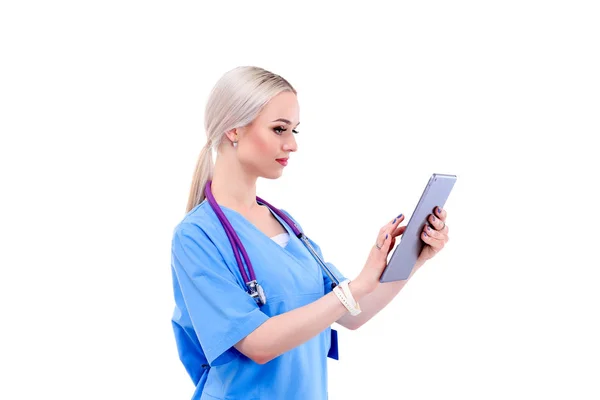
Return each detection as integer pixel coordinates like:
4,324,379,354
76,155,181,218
379,173,457,283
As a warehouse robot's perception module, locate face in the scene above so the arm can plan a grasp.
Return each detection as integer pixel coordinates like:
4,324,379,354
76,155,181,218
233,91,300,179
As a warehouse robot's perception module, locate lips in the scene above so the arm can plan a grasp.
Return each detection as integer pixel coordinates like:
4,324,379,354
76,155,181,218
276,158,288,166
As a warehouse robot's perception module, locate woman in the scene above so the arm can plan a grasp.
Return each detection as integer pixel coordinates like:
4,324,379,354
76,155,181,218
170,66,450,399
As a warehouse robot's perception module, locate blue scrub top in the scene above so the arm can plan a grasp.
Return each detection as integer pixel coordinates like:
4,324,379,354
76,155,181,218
171,200,347,400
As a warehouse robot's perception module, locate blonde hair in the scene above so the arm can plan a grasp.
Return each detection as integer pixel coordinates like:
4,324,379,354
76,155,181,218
185,66,297,213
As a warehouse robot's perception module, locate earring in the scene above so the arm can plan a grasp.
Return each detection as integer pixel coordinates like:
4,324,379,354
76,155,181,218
232,140,238,148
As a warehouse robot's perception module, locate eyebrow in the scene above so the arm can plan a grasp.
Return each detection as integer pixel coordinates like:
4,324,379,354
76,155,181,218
272,118,300,126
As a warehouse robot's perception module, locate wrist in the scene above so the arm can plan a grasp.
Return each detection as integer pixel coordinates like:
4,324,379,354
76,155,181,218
348,279,372,300
412,260,425,274
335,280,362,316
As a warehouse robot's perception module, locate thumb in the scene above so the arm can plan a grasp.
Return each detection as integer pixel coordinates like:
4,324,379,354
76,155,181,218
392,225,407,237
387,226,407,255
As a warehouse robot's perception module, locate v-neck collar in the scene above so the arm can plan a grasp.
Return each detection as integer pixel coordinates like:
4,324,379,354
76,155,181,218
215,202,323,288
216,203,295,243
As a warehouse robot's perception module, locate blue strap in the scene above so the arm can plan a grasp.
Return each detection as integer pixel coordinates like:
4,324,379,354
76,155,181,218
327,329,339,360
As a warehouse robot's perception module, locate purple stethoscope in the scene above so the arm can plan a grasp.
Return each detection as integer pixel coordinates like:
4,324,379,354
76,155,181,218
204,180,340,307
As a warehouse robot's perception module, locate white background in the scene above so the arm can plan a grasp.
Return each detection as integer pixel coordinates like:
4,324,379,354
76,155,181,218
1,1,599,399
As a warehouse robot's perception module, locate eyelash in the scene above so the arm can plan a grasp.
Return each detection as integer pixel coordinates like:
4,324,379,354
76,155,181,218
274,126,299,135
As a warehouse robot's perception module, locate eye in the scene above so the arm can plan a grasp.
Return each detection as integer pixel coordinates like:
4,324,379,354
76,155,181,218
273,126,300,135
273,126,286,135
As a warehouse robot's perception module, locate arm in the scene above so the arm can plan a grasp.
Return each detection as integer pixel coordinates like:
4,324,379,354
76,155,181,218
335,260,425,331
236,262,423,365
237,209,447,363
234,283,372,365
336,206,450,330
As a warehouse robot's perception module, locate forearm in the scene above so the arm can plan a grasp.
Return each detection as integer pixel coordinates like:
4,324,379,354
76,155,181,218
241,284,371,364
338,261,424,330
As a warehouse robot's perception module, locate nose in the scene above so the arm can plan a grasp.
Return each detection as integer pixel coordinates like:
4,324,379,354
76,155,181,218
282,134,298,153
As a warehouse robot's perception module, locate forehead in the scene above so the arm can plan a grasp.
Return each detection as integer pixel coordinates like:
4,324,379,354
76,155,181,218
257,91,299,123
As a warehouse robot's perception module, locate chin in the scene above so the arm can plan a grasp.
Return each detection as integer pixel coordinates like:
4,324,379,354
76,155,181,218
261,169,284,180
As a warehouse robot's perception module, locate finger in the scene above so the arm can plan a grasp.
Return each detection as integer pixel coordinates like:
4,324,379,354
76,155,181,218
382,231,393,251
423,224,444,240
375,230,392,252
389,213,404,229
434,206,446,222
421,228,445,251
428,214,447,232
376,214,404,251
391,225,407,238
388,236,396,254
379,214,404,237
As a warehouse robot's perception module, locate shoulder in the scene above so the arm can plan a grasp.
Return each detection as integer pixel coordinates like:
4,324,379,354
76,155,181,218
171,200,222,246
276,207,299,225
171,201,232,276
276,207,307,234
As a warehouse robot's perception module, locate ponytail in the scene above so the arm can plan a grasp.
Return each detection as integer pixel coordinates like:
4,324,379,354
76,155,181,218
185,143,214,213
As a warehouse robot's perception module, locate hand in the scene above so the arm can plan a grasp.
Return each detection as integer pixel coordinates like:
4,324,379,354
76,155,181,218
353,213,407,297
417,206,450,265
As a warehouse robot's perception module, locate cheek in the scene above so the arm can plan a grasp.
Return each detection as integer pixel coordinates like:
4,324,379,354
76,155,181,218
249,131,277,155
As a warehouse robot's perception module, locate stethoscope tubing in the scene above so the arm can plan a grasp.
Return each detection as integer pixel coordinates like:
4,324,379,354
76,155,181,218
204,181,256,283
204,180,340,296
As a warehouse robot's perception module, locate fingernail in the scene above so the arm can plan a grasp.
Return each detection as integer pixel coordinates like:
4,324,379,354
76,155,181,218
386,234,388,239
427,226,431,231
393,218,397,223
437,207,442,214
398,213,403,218
423,231,428,236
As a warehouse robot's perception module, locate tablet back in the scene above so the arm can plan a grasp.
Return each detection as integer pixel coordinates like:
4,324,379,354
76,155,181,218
380,173,457,283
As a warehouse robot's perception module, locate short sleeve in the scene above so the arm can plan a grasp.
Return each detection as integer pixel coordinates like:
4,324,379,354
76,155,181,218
171,223,270,366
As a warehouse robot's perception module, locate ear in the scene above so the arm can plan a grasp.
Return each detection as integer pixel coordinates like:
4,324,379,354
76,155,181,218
224,128,239,144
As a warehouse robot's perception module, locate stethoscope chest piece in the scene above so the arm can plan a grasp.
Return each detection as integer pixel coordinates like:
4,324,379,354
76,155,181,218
246,280,267,306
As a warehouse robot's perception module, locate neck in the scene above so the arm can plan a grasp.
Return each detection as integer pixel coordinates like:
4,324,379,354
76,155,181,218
210,153,259,214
